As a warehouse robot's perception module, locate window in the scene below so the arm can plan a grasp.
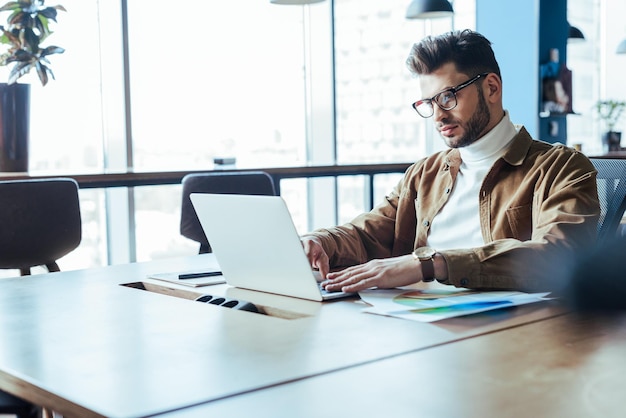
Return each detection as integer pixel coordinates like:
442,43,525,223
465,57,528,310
126,1,311,261
333,0,474,223
25,1,106,174
568,0,626,155
127,2,308,171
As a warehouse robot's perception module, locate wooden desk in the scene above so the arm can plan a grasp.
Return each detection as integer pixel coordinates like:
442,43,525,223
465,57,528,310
0,255,565,418
166,313,626,418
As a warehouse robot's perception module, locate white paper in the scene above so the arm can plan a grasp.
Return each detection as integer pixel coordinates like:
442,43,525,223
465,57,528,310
147,270,226,287
358,288,550,322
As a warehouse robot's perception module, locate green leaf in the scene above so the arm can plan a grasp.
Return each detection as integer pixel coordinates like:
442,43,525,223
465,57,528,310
5,48,34,63
39,6,57,21
35,60,50,85
8,59,33,84
40,44,62,56
22,27,38,51
0,2,20,13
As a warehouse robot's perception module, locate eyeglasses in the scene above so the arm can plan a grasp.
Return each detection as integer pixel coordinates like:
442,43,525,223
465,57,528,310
411,72,489,118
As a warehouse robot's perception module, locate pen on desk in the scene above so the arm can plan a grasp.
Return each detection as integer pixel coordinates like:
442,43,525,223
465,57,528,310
178,271,223,280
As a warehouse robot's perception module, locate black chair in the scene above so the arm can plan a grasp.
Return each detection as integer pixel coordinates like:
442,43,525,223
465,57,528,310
0,178,82,276
0,390,39,418
180,171,277,253
567,233,626,311
589,158,626,244
0,178,81,417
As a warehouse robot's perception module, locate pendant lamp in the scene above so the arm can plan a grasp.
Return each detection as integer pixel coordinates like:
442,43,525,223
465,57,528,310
406,0,454,19
270,0,326,4
617,39,626,54
568,24,585,43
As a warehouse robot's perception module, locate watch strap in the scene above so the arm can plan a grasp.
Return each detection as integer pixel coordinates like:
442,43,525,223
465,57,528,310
420,257,435,282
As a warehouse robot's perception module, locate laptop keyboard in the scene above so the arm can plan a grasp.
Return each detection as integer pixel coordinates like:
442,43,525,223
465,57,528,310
314,271,346,295
318,282,341,295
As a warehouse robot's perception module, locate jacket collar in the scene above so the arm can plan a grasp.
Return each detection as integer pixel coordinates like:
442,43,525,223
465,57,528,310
500,126,533,166
440,125,533,170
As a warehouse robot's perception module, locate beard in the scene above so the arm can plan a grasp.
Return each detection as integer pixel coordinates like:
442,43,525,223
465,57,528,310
440,87,491,148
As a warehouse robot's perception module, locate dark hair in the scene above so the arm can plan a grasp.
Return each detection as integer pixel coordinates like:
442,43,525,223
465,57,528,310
406,29,502,81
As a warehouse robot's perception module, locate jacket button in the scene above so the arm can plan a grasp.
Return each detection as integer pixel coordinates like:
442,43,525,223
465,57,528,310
460,278,469,286
445,188,451,194
423,220,430,227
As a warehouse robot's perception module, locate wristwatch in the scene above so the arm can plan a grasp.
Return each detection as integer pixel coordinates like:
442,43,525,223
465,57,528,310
413,246,436,282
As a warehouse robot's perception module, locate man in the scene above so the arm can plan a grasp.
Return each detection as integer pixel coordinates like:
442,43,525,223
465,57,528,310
301,29,600,293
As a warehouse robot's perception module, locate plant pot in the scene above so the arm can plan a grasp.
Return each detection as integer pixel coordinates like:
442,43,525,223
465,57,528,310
0,83,30,172
602,131,622,153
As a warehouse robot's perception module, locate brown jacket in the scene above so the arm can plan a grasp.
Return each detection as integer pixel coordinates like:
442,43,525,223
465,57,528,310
305,127,600,292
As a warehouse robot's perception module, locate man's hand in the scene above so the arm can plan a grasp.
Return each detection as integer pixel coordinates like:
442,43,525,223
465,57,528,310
321,254,421,293
301,237,330,279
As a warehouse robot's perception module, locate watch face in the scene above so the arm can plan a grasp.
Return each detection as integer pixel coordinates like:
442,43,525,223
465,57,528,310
414,246,436,259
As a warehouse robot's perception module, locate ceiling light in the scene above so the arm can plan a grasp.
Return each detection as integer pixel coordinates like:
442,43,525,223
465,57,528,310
270,0,326,4
406,0,454,19
568,24,585,43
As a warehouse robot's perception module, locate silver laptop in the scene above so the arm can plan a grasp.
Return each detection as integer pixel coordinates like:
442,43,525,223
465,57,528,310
189,193,354,301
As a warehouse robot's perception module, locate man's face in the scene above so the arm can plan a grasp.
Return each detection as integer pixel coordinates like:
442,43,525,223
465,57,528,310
418,62,491,148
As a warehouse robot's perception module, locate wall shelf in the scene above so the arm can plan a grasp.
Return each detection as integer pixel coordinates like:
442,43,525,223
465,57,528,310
539,111,579,118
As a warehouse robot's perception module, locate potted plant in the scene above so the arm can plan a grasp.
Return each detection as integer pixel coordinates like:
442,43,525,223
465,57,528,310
0,0,65,172
594,99,626,153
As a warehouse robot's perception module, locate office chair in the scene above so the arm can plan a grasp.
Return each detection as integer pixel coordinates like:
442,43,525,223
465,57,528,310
567,158,626,311
589,158,626,244
0,178,81,417
180,171,277,253
0,391,39,418
567,233,626,311
0,178,82,275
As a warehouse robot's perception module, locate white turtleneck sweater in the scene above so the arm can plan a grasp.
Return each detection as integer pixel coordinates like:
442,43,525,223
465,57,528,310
426,111,520,251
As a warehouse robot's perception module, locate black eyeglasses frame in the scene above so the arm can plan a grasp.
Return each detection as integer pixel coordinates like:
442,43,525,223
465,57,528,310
411,72,490,118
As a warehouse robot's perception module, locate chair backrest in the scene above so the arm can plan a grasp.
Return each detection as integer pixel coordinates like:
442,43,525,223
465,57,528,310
180,171,277,253
0,178,82,275
590,158,626,243
0,389,39,418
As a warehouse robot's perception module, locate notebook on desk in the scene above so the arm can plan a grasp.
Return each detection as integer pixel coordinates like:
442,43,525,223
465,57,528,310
189,193,354,301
